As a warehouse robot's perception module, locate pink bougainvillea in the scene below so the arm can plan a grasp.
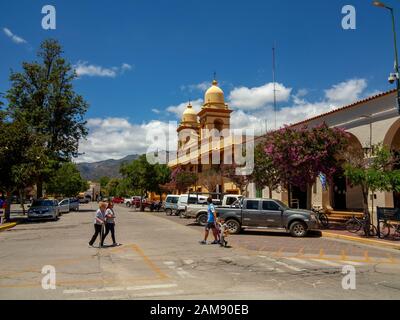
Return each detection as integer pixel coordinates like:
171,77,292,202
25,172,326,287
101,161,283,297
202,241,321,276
264,123,349,190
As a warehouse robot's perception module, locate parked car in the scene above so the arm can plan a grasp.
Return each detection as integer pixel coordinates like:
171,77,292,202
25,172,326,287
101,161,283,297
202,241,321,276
69,198,80,211
58,199,71,214
79,196,90,204
216,198,319,237
177,194,208,217
124,196,141,208
28,199,61,221
183,194,242,223
112,197,125,204
164,195,180,216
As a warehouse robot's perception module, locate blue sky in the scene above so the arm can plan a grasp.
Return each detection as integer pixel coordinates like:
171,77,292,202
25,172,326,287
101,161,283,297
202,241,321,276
1,0,399,162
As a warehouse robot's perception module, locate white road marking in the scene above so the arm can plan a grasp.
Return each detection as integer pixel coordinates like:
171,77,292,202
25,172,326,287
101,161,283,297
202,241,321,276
63,283,178,295
176,267,195,279
287,258,310,265
311,259,343,267
126,283,178,291
343,261,364,266
274,260,305,272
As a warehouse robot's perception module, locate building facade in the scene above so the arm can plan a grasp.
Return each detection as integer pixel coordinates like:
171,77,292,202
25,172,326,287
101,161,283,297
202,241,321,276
251,89,400,214
170,81,400,214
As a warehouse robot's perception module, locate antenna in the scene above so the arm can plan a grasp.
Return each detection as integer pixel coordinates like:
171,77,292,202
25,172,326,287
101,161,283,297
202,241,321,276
272,45,277,130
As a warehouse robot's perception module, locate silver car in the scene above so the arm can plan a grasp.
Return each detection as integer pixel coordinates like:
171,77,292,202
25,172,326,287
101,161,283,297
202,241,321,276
28,200,61,221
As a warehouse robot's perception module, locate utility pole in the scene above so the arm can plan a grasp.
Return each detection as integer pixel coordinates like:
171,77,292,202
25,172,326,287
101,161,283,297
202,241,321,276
272,46,277,130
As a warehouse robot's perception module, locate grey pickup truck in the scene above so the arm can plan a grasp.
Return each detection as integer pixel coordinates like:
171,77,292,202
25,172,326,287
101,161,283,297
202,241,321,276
217,198,319,238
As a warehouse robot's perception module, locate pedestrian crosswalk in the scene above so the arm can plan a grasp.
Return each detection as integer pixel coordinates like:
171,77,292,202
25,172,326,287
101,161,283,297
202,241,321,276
259,255,384,273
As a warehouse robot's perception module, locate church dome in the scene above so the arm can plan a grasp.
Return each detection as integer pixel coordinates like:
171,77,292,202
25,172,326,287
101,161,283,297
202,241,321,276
181,103,198,124
204,80,225,105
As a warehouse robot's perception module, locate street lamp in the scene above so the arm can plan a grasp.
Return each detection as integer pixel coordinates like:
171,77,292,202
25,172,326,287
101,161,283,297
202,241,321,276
373,1,400,114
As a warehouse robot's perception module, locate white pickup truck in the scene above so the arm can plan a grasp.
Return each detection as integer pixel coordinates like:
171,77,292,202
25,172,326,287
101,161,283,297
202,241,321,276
182,194,243,225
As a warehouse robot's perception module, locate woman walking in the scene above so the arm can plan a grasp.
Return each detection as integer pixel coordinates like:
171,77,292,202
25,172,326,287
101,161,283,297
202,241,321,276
102,201,118,247
89,202,107,247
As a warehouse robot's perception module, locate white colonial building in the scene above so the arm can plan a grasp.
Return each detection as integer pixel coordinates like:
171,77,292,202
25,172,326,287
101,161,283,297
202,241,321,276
250,89,400,214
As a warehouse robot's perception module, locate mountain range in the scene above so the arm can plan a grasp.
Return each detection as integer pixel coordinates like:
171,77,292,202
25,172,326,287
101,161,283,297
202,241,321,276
76,154,139,181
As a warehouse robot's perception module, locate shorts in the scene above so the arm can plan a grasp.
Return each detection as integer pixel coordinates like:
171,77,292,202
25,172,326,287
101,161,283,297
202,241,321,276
205,222,216,231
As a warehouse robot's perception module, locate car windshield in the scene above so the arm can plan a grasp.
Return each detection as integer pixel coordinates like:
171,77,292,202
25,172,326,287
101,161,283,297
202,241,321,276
167,197,179,204
32,200,54,207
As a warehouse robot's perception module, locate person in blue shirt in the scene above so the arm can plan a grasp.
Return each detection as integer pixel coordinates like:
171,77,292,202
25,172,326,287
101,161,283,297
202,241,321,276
200,198,219,245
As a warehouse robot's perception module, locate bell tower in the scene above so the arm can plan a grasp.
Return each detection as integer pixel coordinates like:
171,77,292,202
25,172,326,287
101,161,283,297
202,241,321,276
198,79,232,140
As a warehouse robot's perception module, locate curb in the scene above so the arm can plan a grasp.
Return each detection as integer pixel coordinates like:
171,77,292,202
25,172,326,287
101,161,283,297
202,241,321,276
322,231,400,250
0,223,17,232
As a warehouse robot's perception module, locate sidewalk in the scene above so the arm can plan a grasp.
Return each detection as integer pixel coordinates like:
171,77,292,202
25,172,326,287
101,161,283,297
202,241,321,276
322,229,400,250
0,222,17,232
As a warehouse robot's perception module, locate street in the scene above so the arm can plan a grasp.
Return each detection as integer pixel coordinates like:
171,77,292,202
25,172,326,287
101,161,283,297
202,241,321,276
0,203,400,300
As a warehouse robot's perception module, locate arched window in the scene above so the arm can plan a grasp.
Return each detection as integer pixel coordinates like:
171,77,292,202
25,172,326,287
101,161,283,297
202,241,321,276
214,119,224,132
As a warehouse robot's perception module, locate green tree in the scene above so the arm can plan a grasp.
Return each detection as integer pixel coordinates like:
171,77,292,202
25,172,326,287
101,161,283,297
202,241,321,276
252,142,280,198
99,176,111,189
45,162,89,198
344,144,400,217
105,179,121,197
0,117,47,220
6,39,88,197
120,155,159,209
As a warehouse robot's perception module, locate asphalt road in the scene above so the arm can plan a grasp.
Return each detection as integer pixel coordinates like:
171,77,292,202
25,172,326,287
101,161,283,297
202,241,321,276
0,203,399,300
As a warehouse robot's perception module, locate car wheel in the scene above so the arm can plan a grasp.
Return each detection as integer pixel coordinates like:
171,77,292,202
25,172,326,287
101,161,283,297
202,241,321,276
226,219,241,235
290,221,308,237
197,213,207,226
165,209,173,216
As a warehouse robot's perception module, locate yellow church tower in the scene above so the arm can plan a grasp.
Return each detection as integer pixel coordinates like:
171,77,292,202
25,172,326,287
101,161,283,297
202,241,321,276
198,79,232,140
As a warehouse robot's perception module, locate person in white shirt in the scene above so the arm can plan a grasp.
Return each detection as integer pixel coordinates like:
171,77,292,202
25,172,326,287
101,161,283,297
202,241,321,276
89,202,106,247
102,201,118,247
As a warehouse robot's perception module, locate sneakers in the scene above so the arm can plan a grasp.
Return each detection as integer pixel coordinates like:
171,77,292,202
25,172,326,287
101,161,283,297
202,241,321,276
211,240,219,245
199,241,207,245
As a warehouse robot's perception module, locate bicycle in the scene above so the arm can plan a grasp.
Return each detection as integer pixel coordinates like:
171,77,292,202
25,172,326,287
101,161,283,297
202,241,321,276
378,219,400,239
345,212,378,237
311,206,329,228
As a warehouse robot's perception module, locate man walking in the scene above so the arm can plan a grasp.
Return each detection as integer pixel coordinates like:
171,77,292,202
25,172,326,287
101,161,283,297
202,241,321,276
200,197,219,245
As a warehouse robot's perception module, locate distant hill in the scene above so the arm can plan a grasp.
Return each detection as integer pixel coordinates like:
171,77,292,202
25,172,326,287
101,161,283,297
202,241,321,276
76,154,139,181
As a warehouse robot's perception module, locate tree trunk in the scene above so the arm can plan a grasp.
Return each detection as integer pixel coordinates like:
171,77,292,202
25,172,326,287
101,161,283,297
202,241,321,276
288,185,292,208
36,179,43,199
19,190,26,216
269,187,273,199
306,184,312,210
362,185,371,237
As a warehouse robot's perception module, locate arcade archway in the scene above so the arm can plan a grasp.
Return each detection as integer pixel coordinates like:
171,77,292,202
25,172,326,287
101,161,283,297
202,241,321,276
384,119,400,208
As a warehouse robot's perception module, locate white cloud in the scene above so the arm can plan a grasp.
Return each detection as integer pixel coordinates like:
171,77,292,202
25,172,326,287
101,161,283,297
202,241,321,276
166,99,203,118
324,79,367,105
228,82,292,110
231,78,372,132
152,108,161,114
78,118,177,163
78,78,374,163
74,61,133,78
3,27,27,44
181,81,210,92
